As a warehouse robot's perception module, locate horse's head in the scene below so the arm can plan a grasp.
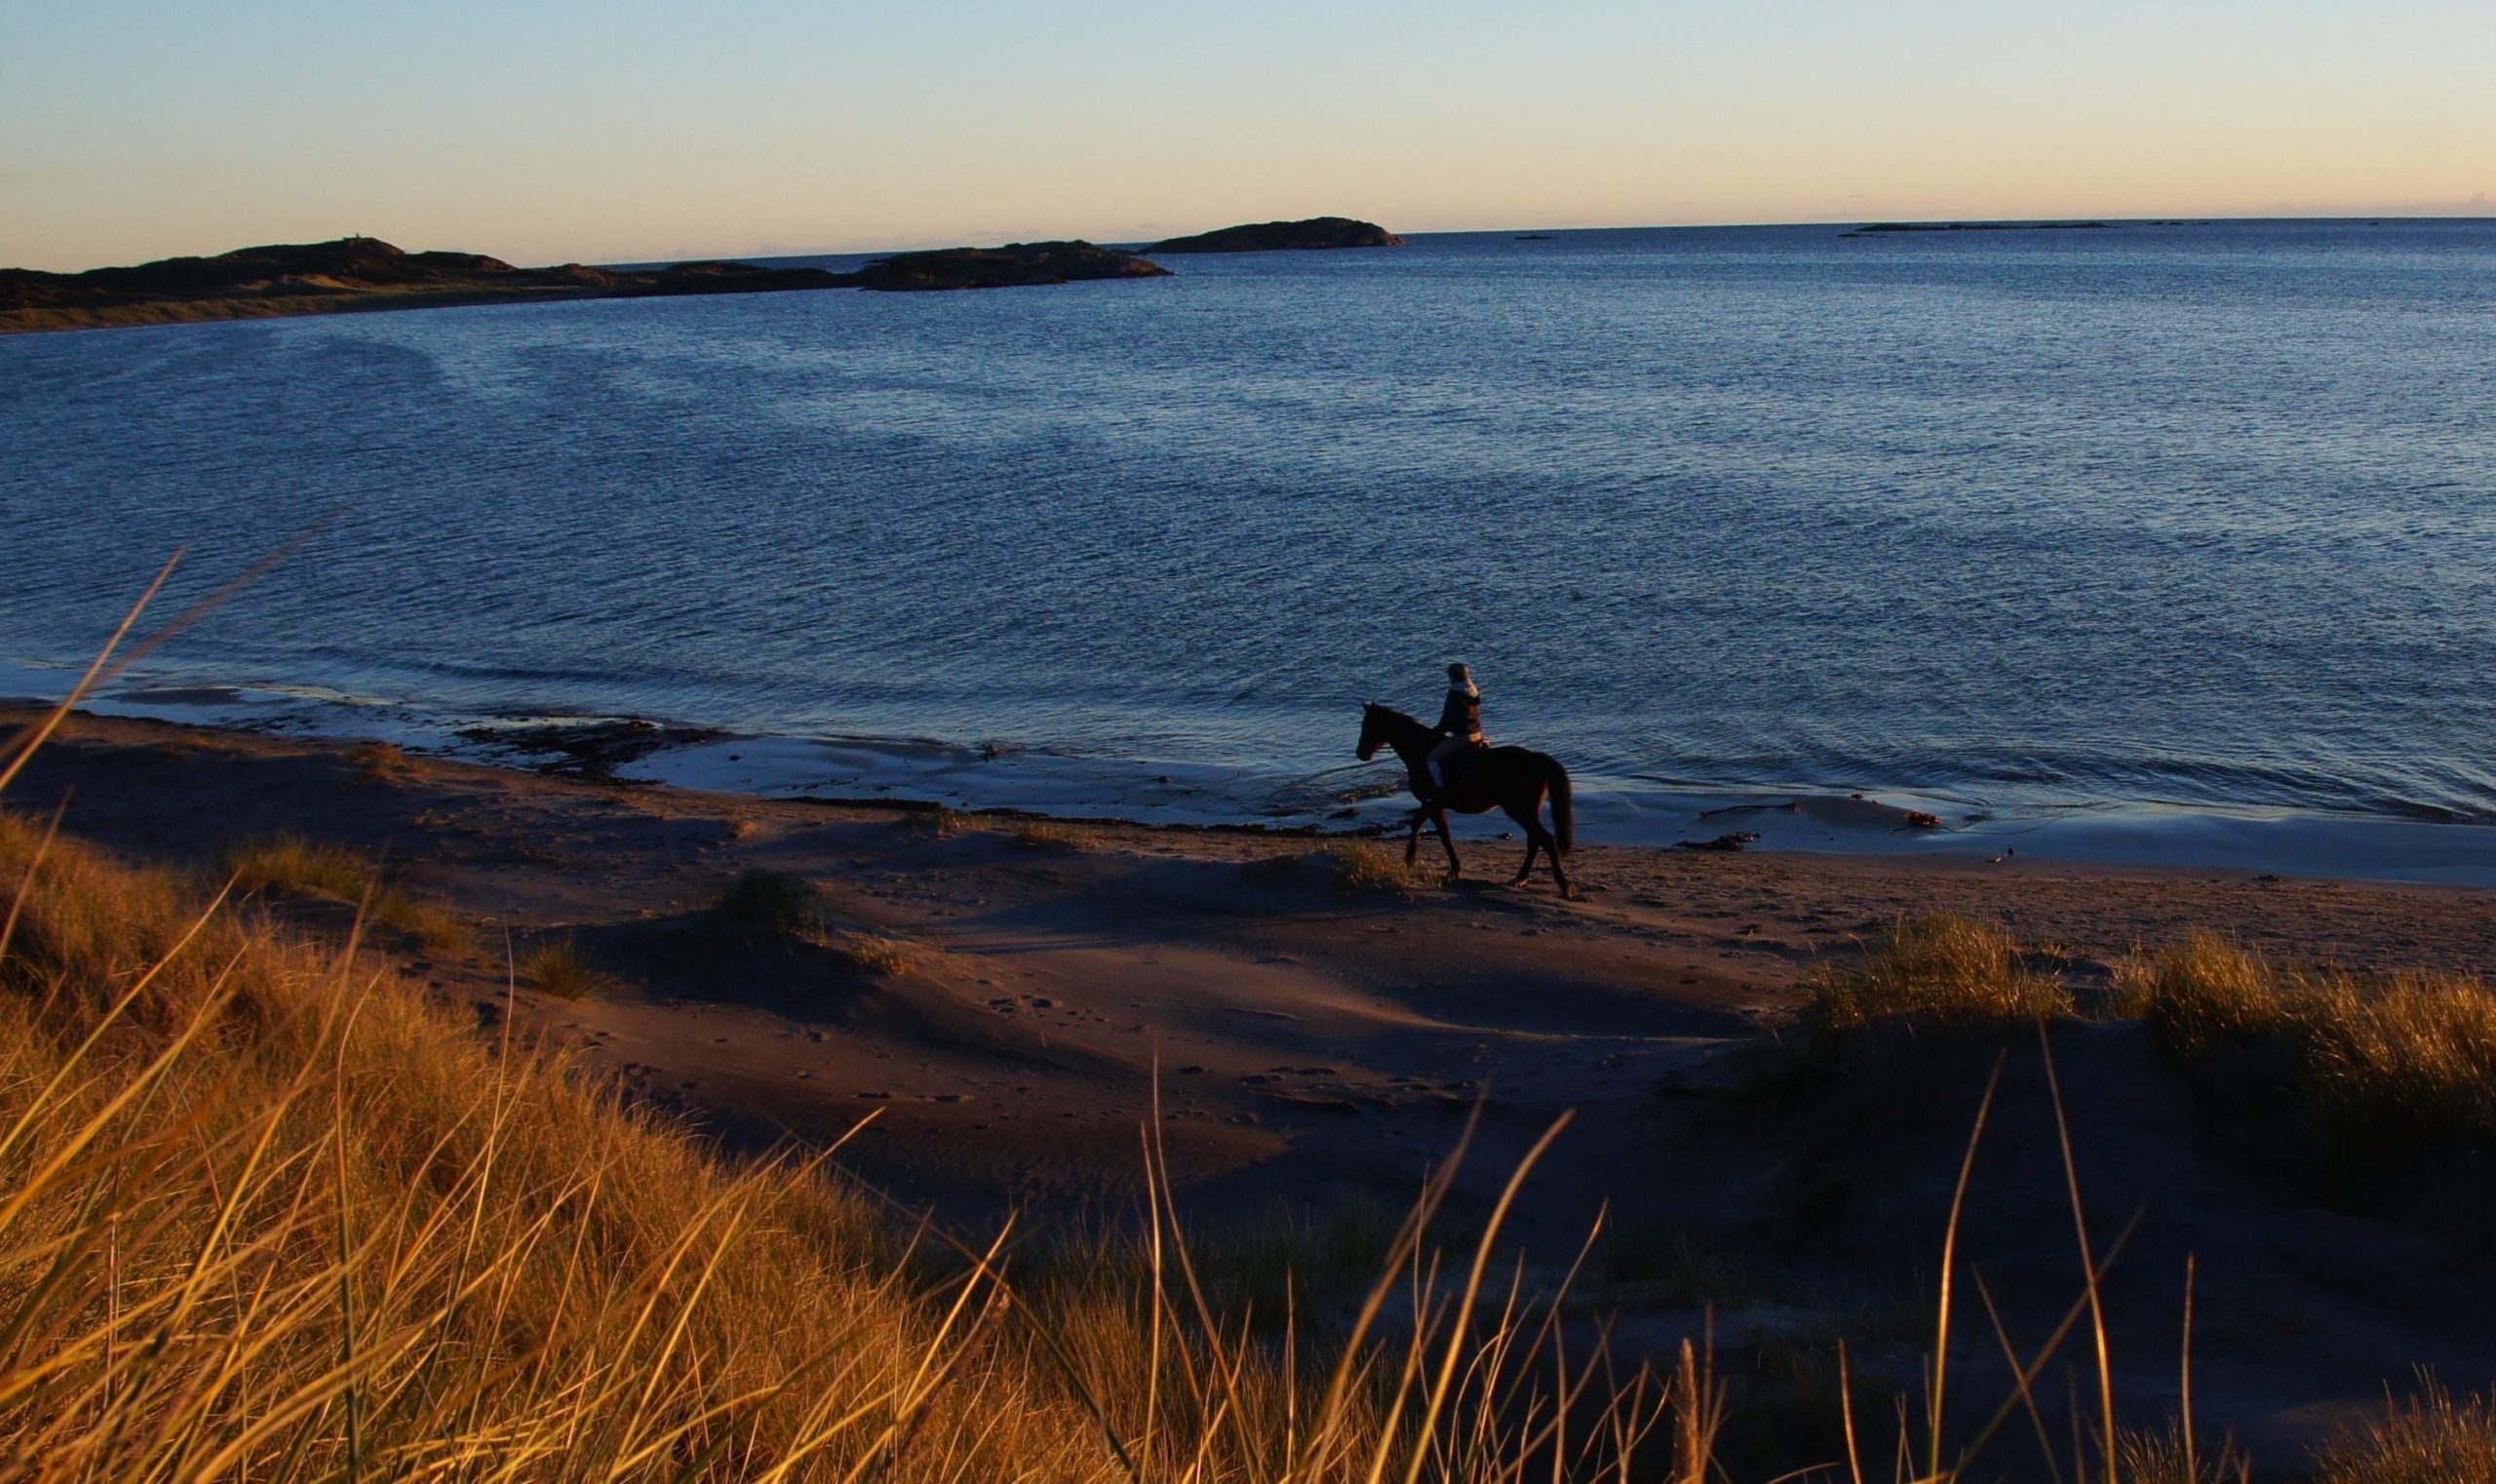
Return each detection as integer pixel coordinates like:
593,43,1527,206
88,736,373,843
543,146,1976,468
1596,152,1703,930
1355,701,1385,762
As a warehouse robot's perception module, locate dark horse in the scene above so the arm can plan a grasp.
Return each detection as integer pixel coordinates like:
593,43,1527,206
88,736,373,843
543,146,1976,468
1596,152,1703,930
1355,703,1576,897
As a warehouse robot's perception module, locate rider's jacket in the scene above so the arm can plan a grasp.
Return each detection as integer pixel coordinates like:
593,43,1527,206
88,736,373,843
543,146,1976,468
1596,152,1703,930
1435,685,1484,742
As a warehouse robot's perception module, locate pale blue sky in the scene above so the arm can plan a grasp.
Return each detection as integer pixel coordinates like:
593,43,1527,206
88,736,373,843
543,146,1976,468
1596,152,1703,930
4,0,2490,269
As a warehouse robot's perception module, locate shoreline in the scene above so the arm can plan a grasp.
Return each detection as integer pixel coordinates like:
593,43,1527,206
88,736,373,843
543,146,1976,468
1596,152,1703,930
14,655,2496,889
0,283,627,336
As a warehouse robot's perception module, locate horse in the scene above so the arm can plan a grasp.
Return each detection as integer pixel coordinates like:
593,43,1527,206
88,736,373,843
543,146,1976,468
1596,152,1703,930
1355,703,1577,897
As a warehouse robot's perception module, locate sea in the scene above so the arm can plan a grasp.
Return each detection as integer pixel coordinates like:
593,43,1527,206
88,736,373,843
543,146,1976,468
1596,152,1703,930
6,219,2496,880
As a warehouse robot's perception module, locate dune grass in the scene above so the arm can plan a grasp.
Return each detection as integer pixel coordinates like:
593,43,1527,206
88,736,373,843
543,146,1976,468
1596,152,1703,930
345,738,414,781
2128,932,2496,1151
0,811,1028,1479
1805,916,2073,1037
1014,819,1093,850
2313,1373,2496,1484
1804,919,2496,1214
517,934,613,997
218,830,474,957
2,796,1696,1481
1329,840,1413,894
2112,1418,2253,1483
835,932,913,977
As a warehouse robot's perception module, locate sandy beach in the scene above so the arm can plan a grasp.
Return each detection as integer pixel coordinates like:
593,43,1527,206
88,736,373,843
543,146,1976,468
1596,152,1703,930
10,700,2495,1471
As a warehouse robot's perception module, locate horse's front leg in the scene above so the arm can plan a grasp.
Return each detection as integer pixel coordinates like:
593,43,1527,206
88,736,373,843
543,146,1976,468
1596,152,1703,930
1405,804,1430,865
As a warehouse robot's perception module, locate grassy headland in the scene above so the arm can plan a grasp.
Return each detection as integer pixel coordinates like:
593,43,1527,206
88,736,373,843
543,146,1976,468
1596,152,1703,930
0,235,1172,334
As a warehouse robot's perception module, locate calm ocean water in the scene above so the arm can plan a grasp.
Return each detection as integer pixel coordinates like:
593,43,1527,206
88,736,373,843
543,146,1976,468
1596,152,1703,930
6,220,2496,851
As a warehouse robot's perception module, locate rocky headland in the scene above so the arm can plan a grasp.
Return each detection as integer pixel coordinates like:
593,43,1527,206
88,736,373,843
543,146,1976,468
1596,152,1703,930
0,234,1172,332
1148,215,1403,253
0,237,855,333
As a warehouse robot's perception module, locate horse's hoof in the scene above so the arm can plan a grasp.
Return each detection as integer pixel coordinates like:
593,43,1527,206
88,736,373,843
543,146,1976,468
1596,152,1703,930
1507,877,1530,889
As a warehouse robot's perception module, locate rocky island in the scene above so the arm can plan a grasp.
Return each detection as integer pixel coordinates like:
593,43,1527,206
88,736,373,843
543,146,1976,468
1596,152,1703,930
1148,216,1403,254
1,234,1172,333
840,240,1168,292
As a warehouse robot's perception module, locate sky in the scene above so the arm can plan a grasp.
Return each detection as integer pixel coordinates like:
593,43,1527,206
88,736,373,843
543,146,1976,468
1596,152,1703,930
3,0,2491,270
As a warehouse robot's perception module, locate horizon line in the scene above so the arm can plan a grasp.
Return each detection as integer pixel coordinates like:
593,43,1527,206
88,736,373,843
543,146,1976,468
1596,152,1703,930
13,210,2495,277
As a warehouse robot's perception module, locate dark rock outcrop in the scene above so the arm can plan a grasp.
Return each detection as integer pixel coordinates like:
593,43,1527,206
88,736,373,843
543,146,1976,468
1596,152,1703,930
0,236,852,313
0,237,593,315
1,234,1149,332
1147,216,1403,254
838,241,1170,292
617,259,846,296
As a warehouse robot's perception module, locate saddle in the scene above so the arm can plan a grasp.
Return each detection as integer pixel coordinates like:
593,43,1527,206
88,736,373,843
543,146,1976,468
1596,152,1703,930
1430,739,1486,799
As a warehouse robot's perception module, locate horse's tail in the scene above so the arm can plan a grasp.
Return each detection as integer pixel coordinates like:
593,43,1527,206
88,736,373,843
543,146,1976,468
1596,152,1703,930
1542,754,1574,854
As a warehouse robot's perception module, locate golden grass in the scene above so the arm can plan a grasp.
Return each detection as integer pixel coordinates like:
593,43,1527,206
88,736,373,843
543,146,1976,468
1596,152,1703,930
835,933,913,977
517,935,612,998
1014,819,1092,850
346,738,414,781
0,812,997,1478
2314,1373,2496,1484
2308,976,2496,1145
2131,933,2496,1147
1806,916,2073,1036
219,831,475,957
2113,1418,2252,1483
220,830,376,898
1329,840,1412,894
1,801,1684,1481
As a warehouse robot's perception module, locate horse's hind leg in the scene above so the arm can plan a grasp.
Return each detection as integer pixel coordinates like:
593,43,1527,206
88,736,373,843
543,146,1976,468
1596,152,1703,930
1503,801,1573,896
1502,802,1542,887
1544,836,1575,899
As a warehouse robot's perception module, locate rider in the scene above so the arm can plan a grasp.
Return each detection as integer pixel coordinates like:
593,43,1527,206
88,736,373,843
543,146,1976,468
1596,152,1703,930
1425,662,1487,799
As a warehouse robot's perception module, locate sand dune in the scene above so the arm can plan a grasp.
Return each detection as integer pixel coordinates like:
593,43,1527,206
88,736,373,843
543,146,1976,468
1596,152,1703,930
9,701,2496,1466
